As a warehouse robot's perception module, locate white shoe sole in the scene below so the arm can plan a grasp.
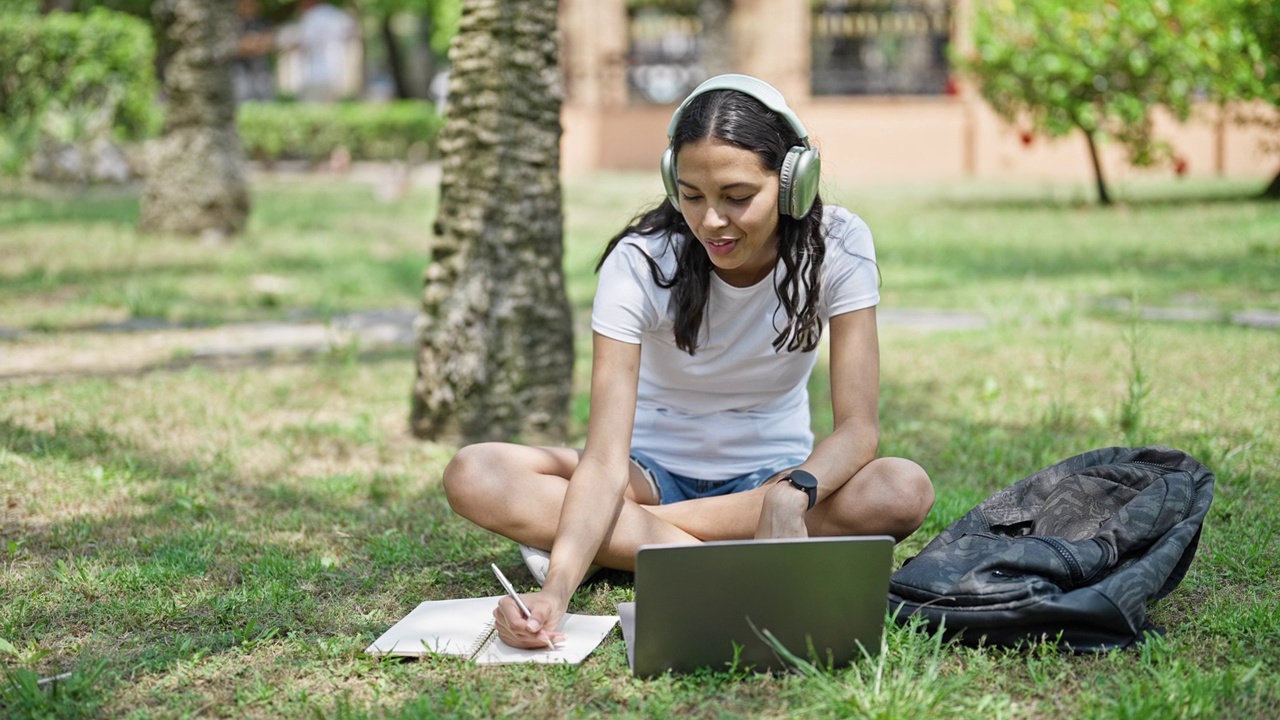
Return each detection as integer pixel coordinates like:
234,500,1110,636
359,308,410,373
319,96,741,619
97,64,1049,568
518,544,602,587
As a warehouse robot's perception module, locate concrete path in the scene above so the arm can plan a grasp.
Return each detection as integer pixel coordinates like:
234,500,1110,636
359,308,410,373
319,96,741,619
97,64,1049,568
0,310,417,381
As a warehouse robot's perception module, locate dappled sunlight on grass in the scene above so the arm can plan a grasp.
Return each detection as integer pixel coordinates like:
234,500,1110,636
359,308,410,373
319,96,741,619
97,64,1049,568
2,174,1278,717
0,177,438,331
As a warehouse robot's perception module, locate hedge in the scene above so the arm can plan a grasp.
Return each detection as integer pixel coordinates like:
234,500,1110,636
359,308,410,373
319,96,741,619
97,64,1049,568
0,5,443,171
0,7,160,141
236,101,444,163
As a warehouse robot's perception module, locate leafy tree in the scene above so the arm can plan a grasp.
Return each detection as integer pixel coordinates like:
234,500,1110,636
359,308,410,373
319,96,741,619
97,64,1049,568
353,0,461,100
359,0,460,58
411,0,573,443
1169,0,1278,197
1,0,39,14
0,8,159,176
61,0,296,21
1230,0,1280,197
962,0,1224,205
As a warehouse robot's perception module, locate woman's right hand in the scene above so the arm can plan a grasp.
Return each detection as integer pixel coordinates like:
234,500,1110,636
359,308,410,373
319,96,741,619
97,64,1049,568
493,591,568,650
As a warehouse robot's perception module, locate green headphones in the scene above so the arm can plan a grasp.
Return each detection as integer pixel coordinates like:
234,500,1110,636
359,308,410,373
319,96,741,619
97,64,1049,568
660,74,822,219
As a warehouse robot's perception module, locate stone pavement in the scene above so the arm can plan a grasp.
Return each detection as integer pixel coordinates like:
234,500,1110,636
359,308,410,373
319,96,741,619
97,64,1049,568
0,305,1275,382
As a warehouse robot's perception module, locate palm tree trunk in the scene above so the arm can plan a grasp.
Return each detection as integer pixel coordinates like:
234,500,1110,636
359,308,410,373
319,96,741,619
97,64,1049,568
139,0,249,238
410,0,573,444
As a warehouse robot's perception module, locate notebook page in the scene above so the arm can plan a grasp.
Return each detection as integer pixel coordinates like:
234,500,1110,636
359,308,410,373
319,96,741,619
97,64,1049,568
473,612,620,665
364,596,505,657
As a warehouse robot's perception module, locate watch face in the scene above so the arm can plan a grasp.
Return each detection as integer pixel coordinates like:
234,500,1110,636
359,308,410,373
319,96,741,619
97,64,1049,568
786,470,818,510
788,470,818,490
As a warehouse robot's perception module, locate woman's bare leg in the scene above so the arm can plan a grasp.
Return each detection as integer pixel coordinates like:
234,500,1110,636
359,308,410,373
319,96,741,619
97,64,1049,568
441,442,696,571
444,445,934,571
651,456,934,542
804,457,934,539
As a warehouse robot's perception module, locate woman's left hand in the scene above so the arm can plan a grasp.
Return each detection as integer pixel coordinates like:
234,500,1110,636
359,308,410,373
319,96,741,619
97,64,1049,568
755,480,810,539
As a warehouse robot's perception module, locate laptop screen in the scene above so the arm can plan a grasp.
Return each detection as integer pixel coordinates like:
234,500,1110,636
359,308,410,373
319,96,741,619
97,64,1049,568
623,535,894,677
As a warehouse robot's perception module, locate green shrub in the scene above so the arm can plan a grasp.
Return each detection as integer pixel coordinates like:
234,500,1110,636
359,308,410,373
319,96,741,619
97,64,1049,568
0,7,159,172
0,0,39,16
236,101,444,163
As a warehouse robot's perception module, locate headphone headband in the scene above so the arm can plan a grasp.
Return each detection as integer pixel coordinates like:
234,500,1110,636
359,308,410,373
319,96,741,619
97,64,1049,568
666,74,810,147
661,74,821,219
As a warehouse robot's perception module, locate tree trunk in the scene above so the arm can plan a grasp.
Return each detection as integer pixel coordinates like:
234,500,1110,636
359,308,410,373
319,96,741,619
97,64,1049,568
139,0,249,239
380,15,411,100
410,0,573,445
1262,168,1280,200
1082,127,1111,206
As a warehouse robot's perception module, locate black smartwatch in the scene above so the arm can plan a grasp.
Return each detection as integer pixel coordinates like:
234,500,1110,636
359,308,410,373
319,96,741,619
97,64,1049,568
782,469,819,511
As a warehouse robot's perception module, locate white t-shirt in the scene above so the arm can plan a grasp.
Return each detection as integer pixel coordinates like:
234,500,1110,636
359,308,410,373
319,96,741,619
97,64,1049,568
591,205,880,479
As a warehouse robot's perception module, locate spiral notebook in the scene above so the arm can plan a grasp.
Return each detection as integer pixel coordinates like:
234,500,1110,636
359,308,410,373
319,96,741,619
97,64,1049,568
364,596,619,664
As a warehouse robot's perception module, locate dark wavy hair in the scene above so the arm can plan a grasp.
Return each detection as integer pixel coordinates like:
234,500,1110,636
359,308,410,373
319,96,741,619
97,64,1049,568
596,89,827,355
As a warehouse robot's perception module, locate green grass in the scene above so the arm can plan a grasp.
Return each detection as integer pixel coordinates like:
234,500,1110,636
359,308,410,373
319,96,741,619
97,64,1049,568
1,173,1279,718
0,177,436,330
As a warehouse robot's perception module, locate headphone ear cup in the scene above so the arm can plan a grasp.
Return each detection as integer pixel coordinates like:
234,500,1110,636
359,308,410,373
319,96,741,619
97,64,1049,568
778,147,800,218
781,147,821,218
660,147,680,210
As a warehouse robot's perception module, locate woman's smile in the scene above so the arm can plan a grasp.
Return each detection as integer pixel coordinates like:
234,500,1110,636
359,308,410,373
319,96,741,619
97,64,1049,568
705,237,739,255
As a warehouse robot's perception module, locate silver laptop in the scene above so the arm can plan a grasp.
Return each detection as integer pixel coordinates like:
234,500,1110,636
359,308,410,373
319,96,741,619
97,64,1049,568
618,535,894,677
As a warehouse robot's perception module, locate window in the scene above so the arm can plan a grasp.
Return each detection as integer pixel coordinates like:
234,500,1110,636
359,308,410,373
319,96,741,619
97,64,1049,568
811,0,953,96
627,1,703,104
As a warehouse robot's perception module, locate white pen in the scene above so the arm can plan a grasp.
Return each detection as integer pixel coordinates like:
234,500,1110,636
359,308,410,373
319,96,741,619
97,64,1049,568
491,562,533,617
491,563,556,649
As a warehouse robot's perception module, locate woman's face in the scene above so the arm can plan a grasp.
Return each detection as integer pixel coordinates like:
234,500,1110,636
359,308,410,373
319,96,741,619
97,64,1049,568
675,137,781,287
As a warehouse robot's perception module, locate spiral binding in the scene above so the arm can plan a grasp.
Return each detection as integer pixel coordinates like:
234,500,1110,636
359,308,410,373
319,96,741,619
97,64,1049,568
465,620,497,659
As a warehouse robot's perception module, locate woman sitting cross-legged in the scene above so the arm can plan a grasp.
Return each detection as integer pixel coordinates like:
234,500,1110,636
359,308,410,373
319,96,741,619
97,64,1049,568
443,74,934,650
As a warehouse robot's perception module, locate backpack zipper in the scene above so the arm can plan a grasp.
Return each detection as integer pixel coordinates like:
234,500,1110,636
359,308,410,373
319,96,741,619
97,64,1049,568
1028,536,1084,586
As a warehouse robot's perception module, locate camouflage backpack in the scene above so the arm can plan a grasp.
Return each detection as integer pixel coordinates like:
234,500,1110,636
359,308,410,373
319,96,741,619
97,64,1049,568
888,446,1215,651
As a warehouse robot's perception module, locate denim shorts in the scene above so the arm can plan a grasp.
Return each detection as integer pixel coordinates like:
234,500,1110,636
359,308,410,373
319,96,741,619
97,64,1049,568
630,449,808,505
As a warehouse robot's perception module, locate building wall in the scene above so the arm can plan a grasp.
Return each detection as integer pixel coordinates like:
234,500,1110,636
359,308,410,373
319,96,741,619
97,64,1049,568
558,0,1278,184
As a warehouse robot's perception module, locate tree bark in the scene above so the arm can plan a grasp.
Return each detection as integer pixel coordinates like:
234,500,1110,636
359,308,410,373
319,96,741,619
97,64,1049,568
380,15,411,100
1082,127,1111,206
139,0,249,239
410,0,573,445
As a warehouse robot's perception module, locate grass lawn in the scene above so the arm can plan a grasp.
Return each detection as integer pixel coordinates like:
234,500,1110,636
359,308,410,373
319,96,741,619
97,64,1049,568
1,172,1278,718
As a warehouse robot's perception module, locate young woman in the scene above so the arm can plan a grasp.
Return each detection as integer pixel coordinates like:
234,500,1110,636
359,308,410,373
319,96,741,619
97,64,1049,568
443,75,934,650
